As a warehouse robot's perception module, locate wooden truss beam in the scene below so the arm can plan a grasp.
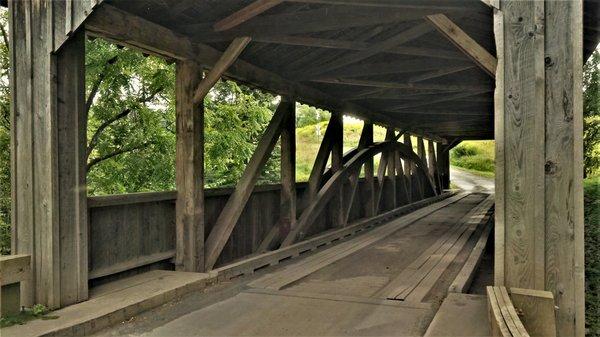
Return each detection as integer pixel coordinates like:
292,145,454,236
254,35,466,60
390,89,492,110
426,14,497,77
193,37,251,103
286,0,486,12
313,78,491,92
85,5,402,130
300,23,433,78
183,7,441,42
204,100,293,270
214,0,283,32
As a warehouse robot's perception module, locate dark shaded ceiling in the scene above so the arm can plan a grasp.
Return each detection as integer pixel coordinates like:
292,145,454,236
106,0,599,141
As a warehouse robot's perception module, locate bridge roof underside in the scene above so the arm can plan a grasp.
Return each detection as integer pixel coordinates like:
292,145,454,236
108,0,599,141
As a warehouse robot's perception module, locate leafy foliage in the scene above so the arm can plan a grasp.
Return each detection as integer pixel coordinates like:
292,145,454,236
450,141,495,174
584,50,600,177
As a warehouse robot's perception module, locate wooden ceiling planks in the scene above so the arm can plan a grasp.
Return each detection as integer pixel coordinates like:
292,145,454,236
107,0,499,139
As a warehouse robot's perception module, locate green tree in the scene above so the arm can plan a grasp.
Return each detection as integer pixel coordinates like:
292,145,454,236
584,50,600,177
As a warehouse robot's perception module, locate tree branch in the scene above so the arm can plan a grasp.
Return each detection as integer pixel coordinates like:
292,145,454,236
0,22,9,51
86,108,133,160
85,56,118,115
87,141,156,171
86,85,165,159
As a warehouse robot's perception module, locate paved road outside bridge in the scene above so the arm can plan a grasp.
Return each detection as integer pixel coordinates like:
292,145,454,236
450,167,494,193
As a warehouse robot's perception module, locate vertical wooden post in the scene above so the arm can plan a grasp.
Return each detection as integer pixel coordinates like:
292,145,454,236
363,123,375,217
403,134,413,202
495,1,584,335
427,140,440,192
329,112,344,227
175,61,205,272
436,141,450,190
417,136,427,198
10,2,88,308
387,129,397,208
280,101,296,238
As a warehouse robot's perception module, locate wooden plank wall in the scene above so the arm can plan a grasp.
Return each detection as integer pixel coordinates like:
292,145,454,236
495,0,585,335
9,0,90,309
87,176,416,279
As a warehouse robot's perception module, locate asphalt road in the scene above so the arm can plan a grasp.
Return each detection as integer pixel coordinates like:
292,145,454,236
450,167,494,192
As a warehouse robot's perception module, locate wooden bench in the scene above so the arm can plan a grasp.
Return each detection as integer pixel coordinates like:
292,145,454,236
486,286,556,337
0,255,31,317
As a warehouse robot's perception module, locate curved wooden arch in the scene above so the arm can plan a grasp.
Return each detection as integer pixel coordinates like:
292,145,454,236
282,141,436,246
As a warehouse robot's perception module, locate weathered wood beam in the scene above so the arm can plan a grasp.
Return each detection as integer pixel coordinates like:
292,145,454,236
257,100,297,252
204,100,292,270
426,14,497,77
408,65,474,83
329,113,344,228
286,0,485,12
214,0,284,32
193,37,251,104
312,78,491,92
416,137,427,199
85,5,400,130
305,121,335,203
182,7,440,42
343,123,374,224
300,23,434,78
390,90,491,110
363,123,376,217
254,35,466,60
403,134,413,202
375,129,396,213
175,61,205,273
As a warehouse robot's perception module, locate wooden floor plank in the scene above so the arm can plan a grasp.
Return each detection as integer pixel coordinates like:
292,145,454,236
448,220,493,293
248,193,471,290
376,195,494,301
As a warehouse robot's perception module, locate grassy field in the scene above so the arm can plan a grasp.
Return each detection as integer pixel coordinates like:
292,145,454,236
450,140,495,175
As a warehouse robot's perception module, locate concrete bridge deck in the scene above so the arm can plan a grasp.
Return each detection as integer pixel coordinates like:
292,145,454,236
90,193,493,337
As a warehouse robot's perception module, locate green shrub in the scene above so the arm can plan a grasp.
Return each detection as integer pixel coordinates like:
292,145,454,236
585,177,600,336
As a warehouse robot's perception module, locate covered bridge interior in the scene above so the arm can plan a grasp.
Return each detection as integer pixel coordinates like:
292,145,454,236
4,0,600,336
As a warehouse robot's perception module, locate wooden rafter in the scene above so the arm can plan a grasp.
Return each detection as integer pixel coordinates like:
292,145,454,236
254,35,466,60
312,78,491,92
301,23,433,78
408,65,474,83
390,89,492,111
426,14,497,77
204,100,292,270
214,0,283,32
183,7,440,42
193,37,252,103
286,0,485,12
86,5,402,130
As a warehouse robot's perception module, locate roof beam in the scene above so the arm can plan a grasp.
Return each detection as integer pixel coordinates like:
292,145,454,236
85,5,401,129
286,0,485,12
312,78,491,92
426,14,497,77
193,37,252,103
181,7,448,42
254,35,466,60
408,65,475,83
390,89,492,110
214,0,283,32
299,23,434,78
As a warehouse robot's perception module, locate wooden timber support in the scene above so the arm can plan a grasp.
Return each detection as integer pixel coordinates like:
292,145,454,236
281,141,436,246
494,1,585,335
257,101,297,252
10,2,88,308
329,113,344,228
205,100,294,270
436,141,450,190
175,61,205,272
426,14,497,77
363,123,376,217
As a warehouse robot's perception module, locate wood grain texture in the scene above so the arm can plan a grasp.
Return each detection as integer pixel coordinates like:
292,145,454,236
543,0,585,335
175,61,205,272
192,37,251,104
214,0,283,32
204,101,291,270
426,14,497,77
